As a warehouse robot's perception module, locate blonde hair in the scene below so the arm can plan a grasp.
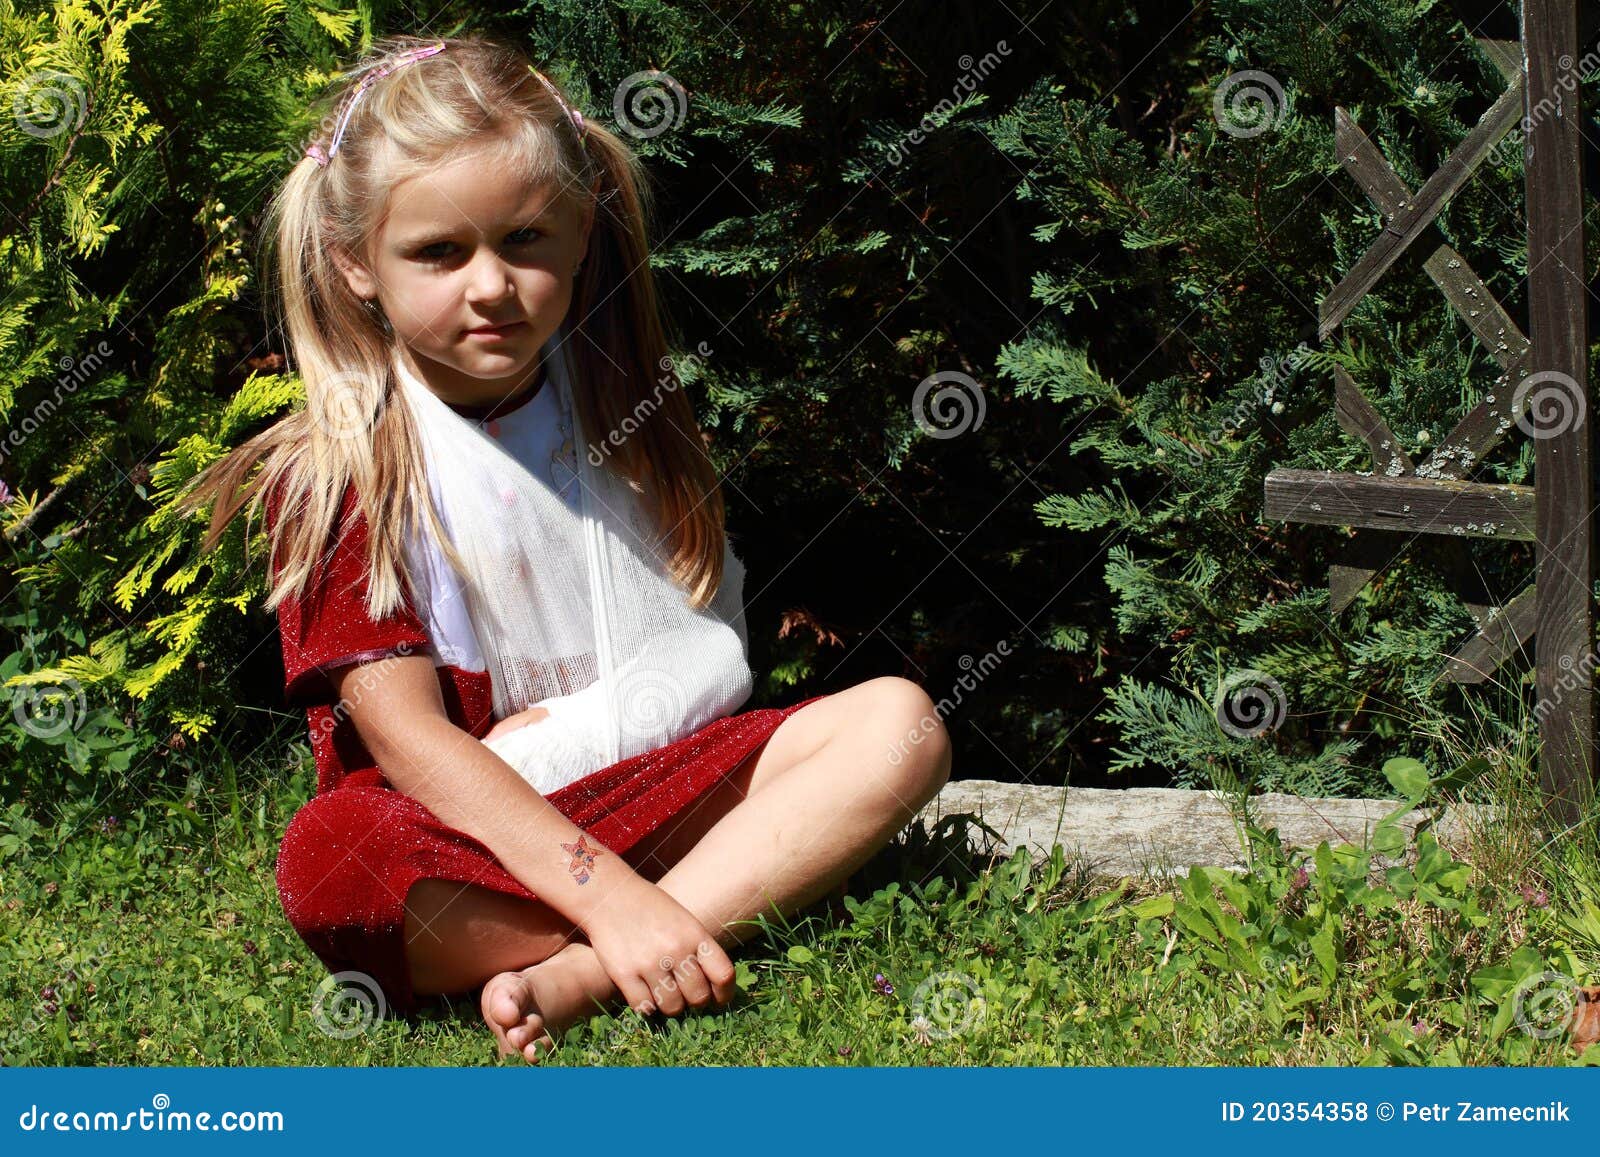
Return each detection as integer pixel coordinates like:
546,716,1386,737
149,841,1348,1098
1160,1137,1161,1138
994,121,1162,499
180,32,726,618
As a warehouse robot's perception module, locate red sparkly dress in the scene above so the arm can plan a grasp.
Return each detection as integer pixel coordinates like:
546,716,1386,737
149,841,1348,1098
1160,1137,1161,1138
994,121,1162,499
267,374,825,1015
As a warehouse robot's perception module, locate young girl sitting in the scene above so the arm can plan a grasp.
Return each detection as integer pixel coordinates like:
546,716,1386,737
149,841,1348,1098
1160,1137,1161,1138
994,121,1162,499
180,32,952,1063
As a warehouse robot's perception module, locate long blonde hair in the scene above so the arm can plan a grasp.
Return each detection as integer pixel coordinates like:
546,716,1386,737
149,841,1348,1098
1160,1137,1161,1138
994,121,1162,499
181,32,726,617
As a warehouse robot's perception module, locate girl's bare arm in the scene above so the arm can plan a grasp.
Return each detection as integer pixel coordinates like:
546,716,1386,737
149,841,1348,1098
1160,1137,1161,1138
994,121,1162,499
328,652,646,930
329,652,739,1013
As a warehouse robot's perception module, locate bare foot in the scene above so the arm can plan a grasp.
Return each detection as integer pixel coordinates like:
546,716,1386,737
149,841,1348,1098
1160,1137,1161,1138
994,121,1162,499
480,941,619,1063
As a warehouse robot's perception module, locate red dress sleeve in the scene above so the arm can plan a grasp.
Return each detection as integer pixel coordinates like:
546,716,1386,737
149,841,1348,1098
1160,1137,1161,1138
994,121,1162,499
266,479,431,708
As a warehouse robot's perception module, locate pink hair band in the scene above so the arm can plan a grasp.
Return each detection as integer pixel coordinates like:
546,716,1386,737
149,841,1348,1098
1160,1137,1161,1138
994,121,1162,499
532,68,588,141
305,42,447,168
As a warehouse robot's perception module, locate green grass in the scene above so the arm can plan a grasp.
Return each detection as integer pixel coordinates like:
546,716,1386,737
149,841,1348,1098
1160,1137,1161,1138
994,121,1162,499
2,722,1598,1066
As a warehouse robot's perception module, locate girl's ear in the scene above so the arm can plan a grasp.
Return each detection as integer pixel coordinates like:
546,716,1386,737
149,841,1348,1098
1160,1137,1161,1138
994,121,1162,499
330,242,380,302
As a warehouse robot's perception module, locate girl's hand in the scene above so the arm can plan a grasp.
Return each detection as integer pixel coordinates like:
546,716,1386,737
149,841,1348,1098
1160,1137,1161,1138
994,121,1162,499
484,705,550,742
581,876,737,1018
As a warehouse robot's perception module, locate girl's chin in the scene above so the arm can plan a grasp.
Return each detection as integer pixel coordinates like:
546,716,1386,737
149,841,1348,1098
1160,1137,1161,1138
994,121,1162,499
406,341,540,378
456,344,538,368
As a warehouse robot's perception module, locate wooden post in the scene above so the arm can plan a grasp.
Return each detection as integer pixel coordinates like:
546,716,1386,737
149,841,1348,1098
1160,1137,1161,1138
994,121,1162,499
1523,0,1595,826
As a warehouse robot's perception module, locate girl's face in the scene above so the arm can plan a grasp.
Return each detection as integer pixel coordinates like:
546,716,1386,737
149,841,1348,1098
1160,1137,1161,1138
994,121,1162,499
335,136,597,408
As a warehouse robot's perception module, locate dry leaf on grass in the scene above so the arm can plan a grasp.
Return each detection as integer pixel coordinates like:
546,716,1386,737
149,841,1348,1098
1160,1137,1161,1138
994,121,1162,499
1571,986,1599,1055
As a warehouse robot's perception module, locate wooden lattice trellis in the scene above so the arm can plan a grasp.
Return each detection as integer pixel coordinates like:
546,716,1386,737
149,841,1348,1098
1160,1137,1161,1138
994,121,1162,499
1263,1,1595,825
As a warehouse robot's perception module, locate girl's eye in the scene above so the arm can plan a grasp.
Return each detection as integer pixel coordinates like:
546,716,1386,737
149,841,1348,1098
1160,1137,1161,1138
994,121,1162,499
414,229,544,264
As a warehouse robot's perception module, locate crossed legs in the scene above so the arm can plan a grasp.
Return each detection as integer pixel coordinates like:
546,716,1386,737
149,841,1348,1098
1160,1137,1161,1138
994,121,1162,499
399,675,953,1058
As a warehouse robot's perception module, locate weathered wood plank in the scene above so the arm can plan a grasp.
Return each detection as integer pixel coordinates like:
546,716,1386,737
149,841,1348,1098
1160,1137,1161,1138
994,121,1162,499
1415,385,1523,481
1414,246,1531,479
1334,366,1413,477
1524,0,1595,820
1328,529,1410,614
1421,247,1530,376
1334,113,1530,373
1439,583,1538,683
1332,113,1531,479
1320,76,1525,338
1263,468,1535,539
1334,106,1408,217
1476,39,1525,84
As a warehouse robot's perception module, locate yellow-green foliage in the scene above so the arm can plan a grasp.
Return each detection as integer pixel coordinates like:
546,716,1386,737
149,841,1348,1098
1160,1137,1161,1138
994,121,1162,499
0,0,347,746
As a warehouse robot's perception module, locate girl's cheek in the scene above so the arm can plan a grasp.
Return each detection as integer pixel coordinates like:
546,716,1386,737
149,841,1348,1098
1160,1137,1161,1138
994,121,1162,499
416,287,461,339
530,279,571,325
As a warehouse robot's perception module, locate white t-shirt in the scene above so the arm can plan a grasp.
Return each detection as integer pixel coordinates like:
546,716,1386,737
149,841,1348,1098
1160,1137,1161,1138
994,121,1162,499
405,366,582,676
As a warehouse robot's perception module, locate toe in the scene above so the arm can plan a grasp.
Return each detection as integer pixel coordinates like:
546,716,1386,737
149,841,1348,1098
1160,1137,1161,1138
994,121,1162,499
487,975,529,1030
513,1015,545,1050
492,1030,518,1060
522,1031,554,1063
482,973,538,1058
481,968,558,1063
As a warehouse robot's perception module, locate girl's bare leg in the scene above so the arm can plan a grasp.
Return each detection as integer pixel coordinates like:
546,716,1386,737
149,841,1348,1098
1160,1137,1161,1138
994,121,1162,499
490,676,952,1058
404,676,952,1060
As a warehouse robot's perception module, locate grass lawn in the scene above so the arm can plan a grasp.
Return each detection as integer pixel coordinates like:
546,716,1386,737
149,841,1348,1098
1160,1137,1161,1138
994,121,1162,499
2,729,1597,1066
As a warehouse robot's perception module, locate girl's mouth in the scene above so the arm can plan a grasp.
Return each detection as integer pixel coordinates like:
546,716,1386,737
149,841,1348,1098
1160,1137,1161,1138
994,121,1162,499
464,321,528,340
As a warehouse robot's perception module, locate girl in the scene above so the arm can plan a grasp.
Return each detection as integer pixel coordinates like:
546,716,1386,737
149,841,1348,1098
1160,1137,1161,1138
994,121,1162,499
180,32,952,1063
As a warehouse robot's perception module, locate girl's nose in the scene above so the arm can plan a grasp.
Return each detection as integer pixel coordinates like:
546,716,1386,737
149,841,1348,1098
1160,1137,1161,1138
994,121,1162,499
463,249,516,305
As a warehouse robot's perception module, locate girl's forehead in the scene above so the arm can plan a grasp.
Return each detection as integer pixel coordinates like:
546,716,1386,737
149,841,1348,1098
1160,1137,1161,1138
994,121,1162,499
380,163,569,240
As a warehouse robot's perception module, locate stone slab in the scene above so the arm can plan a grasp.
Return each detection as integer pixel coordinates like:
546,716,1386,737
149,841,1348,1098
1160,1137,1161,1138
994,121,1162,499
914,780,1479,878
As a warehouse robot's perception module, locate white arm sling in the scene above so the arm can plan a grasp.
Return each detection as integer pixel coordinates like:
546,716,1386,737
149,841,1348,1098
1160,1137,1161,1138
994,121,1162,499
393,326,754,797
